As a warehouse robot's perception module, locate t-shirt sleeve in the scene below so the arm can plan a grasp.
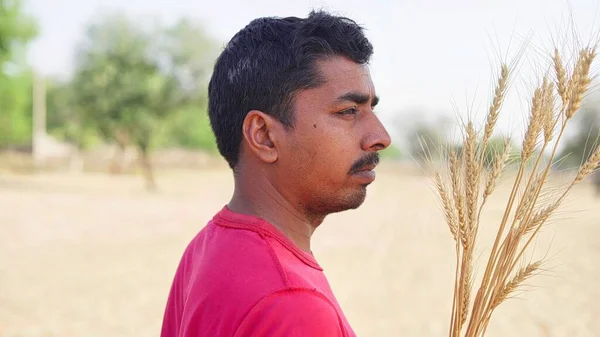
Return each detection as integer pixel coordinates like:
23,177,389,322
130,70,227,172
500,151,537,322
234,289,346,337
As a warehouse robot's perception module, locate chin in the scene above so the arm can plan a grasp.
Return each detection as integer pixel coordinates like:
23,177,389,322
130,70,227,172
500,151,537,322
344,187,368,210
315,187,368,215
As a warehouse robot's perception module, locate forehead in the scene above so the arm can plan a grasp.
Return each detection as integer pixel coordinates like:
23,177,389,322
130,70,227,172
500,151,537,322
309,56,375,100
299,57,375,103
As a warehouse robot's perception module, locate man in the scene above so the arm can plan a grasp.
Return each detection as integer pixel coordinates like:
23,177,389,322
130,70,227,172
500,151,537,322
161,10,391,336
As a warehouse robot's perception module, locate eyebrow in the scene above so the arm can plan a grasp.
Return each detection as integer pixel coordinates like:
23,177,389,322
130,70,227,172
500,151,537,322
335,92,379,107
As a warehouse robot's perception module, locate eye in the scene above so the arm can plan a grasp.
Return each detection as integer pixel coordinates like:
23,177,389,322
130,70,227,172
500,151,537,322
337,107,359,116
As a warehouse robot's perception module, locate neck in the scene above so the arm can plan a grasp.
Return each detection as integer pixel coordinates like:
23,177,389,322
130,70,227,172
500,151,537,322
227,167,323,252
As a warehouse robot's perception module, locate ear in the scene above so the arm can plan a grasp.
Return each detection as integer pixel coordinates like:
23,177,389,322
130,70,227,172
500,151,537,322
241,110,280,164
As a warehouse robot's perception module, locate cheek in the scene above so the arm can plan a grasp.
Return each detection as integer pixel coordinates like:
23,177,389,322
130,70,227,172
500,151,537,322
292,125,351,178
287,130,319,169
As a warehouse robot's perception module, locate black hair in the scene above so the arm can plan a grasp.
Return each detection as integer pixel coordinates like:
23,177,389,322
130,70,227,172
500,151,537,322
207,10,373,169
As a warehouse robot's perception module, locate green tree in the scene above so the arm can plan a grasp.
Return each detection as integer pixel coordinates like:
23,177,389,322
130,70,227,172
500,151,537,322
380,144,403,161
70,12,218,189
46,77,100,150
407,122,448,163
553,104,600,196
0,0,38,147
0,72,33,146
72,13,168,188
152,18,219,151
557,105,600,169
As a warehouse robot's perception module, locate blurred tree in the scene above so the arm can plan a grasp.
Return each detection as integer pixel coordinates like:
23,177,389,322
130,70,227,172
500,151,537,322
481,136,520,169
0,0,38,147
71,13,169,189
158,18,218,102
557,105,600,168
391,110,454,165
70,12,219,190
0,73,33,147
152,17,219,151
379,144,403,161
407,122,448,163
556,104,600,195
0,0,37,67
46,77,100,150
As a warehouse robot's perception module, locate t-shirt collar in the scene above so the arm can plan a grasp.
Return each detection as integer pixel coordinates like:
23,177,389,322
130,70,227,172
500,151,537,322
213,205,323,271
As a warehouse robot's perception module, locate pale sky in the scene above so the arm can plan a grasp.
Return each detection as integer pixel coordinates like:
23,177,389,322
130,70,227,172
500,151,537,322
24,0,600,143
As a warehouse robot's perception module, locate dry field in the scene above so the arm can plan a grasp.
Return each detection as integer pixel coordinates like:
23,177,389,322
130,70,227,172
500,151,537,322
1,163,599,336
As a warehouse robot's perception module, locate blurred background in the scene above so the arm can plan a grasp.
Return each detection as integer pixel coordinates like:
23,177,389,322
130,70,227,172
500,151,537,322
1,0,600,336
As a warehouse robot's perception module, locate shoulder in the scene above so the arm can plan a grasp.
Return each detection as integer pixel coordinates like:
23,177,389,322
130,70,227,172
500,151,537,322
234,288,344,337
181,220,290,299
165,223,295,335
183,220,282,276
177,221,291,304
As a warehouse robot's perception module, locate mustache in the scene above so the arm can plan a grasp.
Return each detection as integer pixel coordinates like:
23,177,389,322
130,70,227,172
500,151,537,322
348,152,380,174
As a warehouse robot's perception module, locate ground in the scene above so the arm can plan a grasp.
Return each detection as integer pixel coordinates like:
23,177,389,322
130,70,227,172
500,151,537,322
0,164,598,336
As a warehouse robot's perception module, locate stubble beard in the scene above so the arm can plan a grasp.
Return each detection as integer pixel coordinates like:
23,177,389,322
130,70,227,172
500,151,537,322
304,184,368,218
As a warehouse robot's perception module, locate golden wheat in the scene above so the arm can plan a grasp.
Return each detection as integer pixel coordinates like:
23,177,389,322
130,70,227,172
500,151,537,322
450,150,468,249
542,79,556,142
465,122,479,232
520,200,560,235
565,48,596,119
436,172,458,241
432,42,599,337
482,64,509,151
459,254,473,326
574,145,600,184
483,140,511,204
553,48,568,108
492,260,541,309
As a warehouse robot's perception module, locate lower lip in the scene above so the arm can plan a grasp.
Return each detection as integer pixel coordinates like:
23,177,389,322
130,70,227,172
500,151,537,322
352,170,376,183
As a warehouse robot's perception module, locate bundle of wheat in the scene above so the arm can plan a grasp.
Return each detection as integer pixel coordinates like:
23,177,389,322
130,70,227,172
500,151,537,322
433,43,599,337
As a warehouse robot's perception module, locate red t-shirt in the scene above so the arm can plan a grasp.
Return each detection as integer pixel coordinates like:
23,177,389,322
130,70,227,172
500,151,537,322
160,205,356,337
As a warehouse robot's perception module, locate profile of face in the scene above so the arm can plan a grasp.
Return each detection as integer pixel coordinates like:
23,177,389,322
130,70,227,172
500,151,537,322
243,55,392,218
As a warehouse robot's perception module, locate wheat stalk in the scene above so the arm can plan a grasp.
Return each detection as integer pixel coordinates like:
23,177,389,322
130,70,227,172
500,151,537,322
565,48,596,119
481,64,509,153
542,77,556,142
553,48,568,109
574,145,600,184
431,42,598,337
519,201,560,235
450,150,468,248
482,139,511,206
465,122,479,233
491,260,541,309
436,172,458,241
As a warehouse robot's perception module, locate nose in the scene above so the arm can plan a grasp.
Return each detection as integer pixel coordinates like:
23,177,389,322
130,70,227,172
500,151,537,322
361,112,392,152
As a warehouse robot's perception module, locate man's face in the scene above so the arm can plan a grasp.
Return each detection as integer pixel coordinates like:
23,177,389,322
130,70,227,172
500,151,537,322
275,56,392,217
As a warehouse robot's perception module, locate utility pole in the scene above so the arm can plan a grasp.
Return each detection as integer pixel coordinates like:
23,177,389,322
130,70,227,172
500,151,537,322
32,70,46,169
